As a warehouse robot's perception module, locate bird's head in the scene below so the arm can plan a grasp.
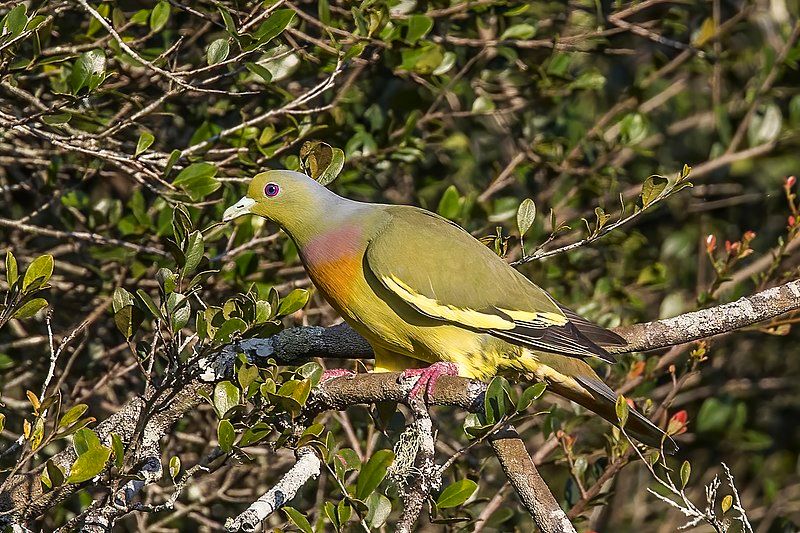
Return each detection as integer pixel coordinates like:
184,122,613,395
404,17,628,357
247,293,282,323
223,170,328,228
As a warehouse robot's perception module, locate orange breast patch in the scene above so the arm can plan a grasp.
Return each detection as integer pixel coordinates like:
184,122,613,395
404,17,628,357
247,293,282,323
306,254,362,309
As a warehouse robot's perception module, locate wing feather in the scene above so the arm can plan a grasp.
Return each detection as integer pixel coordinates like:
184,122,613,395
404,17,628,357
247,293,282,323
365,208,620,362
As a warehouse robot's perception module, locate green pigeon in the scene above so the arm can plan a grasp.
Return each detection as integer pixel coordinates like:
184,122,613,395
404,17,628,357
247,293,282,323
223,170,675,451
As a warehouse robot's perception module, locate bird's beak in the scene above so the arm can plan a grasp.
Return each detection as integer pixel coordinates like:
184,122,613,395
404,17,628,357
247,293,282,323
223,196,256,222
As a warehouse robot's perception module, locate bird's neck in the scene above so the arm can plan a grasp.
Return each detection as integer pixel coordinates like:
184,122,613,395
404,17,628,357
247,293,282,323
279,193,371,251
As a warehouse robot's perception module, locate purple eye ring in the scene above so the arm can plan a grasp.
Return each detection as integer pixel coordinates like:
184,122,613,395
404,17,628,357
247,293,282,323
264,182,280,197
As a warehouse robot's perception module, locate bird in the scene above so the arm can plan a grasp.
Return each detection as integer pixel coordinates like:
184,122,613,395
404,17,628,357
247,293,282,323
223,169,675,452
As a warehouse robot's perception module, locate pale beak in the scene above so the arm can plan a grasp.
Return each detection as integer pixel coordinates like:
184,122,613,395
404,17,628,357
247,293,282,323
223,196,256,222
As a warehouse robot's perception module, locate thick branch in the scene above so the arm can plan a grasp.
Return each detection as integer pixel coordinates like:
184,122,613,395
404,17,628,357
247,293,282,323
489,426,577,533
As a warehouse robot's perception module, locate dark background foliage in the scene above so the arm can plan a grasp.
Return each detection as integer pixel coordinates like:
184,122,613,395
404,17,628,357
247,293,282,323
1,0,800,531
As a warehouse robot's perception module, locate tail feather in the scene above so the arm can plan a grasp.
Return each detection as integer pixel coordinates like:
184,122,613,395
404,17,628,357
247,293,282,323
552,374,677,453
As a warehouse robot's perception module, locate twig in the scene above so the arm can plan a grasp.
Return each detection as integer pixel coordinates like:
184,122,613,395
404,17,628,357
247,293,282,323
225,447,321,532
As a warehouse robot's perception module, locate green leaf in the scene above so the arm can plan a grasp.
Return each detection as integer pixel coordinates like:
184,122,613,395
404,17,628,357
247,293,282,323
245,62,273,83
42,112,72,126
252,9,295,45
169,455,181,480
501,23,536,40
112,287,134,313
437,479,478,508
218,7,237,36
437,185,461,220
406,14,433,44
150,1,170,32
22,254,53,292
136,289,162,319
284,507,313,533
213,317,247,344
67,446,111,483
317,148,345,186
135,132,154,157
355,449,394,500
213,381,240,418
173,162,220,201
217,419,235,452
484,376,513,424
516,198,536,237
680,460,691,488
45,460,65,489
59,404,89,429
639,175,669,208
183,231,204,277
365,492,391,528
207,38,230,65
239,422,271,447
73,428,102,456
69,49,106,94
615,395,629,428
111,433,124,469
517,382,546,411
237,363,259,391
13,298,48,319
5,250,18,286
114,305,143,339
277,288,310,316
5,4,28,37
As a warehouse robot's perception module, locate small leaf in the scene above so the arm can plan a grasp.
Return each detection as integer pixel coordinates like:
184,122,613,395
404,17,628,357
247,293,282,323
111,433,124,469
721,494,733,513
5,4,28,37
183,231,204,277
207,38,230,65
406,14,433,44
680,460,691,488
213,381,240,418
67,446,111,483
213,317,247,344
73,428,102,456
245,62,273,83
5,250,18,286
516,198,537,237
639,175,669,208
150,1,170,32
169,456,181,480
45,460,65,489
112,287,134,313
22,254,54,292
437,185,461,220
135,132,154,157
173,162,220,201
217,419,235,452
284,507,313,533
437,479,478,508
615,395,629,428
365,492,391,528
277,288,310,316
252,9,295,44
355,449,394,500
517,383,546,411
13,298,48,319
59,404,88,429
114,305,143,339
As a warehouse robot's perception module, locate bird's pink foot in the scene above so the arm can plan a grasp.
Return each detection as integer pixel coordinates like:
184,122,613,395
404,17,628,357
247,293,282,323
400,362,459,400
320,368,355,383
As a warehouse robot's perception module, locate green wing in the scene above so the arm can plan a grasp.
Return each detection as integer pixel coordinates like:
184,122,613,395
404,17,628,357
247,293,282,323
364,207,621,362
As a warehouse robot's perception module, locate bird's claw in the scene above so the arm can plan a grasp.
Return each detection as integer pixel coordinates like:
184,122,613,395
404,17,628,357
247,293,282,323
400,362,459,401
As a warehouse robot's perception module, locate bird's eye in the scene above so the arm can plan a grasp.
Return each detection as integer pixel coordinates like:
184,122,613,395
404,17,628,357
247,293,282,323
264,183,280,198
